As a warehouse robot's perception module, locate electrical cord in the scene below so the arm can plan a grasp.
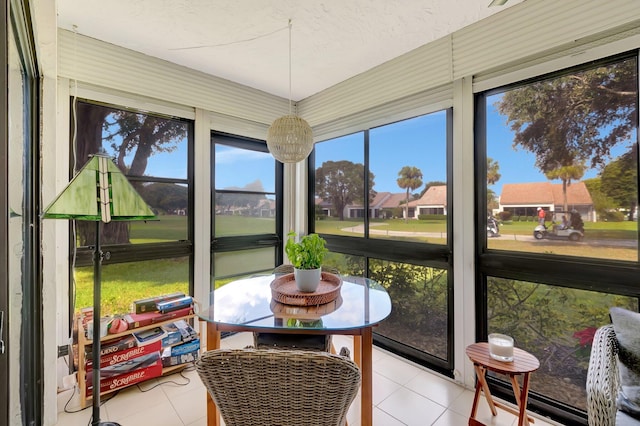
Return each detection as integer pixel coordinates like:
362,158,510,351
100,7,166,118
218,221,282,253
135,364,194,392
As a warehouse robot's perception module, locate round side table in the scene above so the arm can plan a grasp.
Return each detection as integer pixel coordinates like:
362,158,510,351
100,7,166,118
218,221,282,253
466,342,540,426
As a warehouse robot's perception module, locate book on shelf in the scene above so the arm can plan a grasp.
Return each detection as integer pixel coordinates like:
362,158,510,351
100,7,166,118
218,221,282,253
132,327,167,346
164,338,200,357
130,292,185,314
161,339,200,367
85,352,161,386
86,354,162,397
160,326,182,347
83,334,137,358
123,306,193,330
161,347,199,367
161,319,197,343
156,296,193,314
85,340,162,371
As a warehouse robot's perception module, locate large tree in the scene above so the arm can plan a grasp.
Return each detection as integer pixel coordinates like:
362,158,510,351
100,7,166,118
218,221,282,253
496,58,637,190
397,166,423,222
315,160,375,221
75,101,187,245
140,183,188,214
600,146,638,220
583,177,616,220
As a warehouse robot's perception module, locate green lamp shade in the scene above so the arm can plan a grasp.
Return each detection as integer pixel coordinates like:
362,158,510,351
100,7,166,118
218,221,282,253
42,155,155,222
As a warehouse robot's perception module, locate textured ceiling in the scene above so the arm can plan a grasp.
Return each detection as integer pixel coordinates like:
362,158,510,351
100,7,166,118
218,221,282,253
56,0,523,100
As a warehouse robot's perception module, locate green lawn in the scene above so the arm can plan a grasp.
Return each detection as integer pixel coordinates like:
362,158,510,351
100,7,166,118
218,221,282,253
316,217,637,240
76,216,637,315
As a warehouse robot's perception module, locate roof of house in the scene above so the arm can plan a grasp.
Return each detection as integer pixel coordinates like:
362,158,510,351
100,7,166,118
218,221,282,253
409,185,447,207
500,181,593,206
379,193,407,209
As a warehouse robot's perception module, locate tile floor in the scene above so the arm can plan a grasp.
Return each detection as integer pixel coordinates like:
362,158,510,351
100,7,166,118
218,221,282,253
55,333,567,426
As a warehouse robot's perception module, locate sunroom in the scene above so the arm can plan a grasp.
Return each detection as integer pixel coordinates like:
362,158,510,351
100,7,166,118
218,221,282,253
5,1,640,425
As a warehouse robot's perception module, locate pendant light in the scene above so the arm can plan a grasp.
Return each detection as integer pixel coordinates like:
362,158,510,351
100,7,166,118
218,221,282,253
266,19,314,163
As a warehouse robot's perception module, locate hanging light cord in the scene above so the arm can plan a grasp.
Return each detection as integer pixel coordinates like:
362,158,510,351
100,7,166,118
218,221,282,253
170,24,289,50
288,19,293,115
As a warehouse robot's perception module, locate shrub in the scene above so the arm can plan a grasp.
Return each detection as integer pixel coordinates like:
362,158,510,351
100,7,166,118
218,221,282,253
417,214,447,221
498,211,512,221
601,210,625,222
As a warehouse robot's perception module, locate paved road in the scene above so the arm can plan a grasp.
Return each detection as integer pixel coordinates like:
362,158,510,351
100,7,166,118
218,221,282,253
340,223,637,248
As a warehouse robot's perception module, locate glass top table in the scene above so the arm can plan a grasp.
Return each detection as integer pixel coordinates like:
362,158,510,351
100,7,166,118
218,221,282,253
198,274,391,331
196,274,392,426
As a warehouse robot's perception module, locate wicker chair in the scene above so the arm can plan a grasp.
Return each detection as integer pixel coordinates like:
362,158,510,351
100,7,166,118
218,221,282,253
586,324,640,425
195,348,360,426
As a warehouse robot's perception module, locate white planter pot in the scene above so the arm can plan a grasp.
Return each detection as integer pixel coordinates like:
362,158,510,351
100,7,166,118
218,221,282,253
294,268,322,292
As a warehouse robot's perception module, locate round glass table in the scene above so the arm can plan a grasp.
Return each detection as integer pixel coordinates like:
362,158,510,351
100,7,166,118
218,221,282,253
197,274,392,426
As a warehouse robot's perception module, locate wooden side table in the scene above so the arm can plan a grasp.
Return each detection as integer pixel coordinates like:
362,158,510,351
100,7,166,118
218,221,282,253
466,342,540,426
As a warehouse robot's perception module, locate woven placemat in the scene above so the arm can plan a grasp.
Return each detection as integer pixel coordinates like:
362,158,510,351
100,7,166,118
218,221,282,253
270,272,342,306
270,295,343,319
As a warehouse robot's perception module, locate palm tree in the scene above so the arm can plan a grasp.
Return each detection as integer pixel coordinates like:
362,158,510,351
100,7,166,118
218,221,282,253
487,157,501,185
397,166,423,223
545,161,587,211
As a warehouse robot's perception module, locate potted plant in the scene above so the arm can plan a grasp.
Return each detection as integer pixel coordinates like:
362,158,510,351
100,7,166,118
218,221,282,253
285,231,328,292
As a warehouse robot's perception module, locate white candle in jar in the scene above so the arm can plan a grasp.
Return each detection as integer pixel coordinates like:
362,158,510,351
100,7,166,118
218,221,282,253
488,333,514,362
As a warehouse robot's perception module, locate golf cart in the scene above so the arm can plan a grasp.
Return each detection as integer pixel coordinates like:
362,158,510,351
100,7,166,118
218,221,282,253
533,210,584,241
487,215,500,237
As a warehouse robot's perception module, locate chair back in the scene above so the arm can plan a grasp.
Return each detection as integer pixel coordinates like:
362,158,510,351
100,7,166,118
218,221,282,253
196,348,361,426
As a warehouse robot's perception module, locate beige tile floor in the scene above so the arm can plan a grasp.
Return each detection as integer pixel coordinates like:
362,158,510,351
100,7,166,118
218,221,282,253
55,333,567,426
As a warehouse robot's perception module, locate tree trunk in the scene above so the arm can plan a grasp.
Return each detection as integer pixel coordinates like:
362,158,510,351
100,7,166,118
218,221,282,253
75,103,131,245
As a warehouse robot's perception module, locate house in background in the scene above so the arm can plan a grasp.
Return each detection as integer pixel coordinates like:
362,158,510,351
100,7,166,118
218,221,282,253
370,192,407,219
499,181,595,221
333,192,408,219
409,185,448,218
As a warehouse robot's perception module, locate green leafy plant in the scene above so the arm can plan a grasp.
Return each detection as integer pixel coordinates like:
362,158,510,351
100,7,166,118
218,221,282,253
285,232,328,270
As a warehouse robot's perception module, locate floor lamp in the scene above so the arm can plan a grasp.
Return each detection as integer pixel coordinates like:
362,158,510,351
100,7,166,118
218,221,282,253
42,154,156,426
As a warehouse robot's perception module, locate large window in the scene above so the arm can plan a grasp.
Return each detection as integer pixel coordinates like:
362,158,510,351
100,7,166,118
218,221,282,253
369,113,448,244
485,56,638,261
211,132,283,285
71,100,193,316
477,53,639,424
312,110,453,372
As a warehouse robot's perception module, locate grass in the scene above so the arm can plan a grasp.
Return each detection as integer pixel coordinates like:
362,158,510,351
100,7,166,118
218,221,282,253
317,217,637,238
74,257,190,316
75,215,637,315
129,215,188,243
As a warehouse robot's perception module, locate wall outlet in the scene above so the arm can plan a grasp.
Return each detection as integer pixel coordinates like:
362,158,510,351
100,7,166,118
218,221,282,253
57,344,69,358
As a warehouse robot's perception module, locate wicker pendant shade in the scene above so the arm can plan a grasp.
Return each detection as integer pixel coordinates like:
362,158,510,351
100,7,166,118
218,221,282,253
266,114,313,163
266,20,313,163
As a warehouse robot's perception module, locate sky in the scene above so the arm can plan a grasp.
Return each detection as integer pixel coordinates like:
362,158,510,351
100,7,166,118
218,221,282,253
112,96,634,199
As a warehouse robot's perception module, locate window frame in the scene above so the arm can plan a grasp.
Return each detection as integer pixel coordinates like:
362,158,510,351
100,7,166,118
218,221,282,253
475,51,640,424
309,109,455,374
210,131,284,280
71,99,196,298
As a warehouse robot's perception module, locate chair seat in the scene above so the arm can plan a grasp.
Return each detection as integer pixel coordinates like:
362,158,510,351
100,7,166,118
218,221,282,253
253,332,332,352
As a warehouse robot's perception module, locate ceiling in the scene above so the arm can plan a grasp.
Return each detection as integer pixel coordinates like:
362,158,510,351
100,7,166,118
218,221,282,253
56,0,523,101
